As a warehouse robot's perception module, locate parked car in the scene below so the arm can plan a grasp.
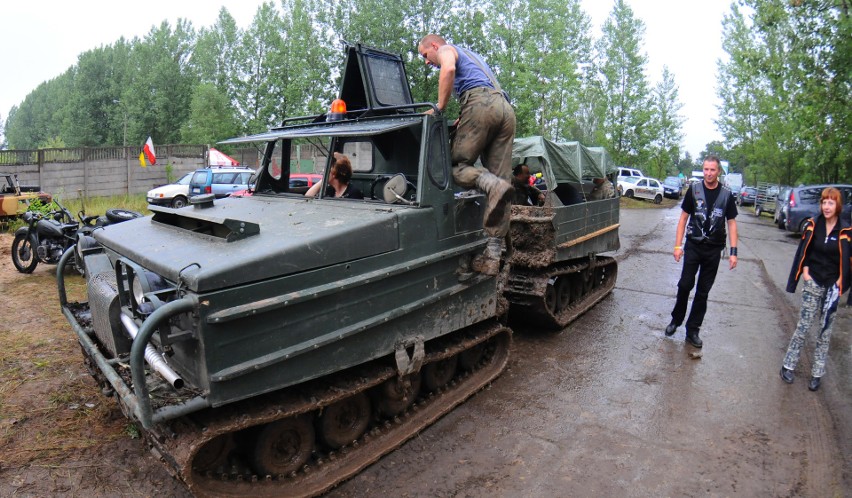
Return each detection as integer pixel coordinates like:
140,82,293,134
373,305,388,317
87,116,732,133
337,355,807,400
662,176,682,199
783,184,852,234
288,173,323,194
231,172,322,197
737,186,757,207
146,173,193,208
617,167,644,184
188,167,255,199
773,186,792,229
620,176,664,204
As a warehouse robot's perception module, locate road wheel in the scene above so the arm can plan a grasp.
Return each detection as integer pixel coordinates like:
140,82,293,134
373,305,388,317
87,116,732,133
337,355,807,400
193,433,235,472
625,189,634,198
317,392,371,450
458,342,487,371
544,278,558,313
654,194,662,204
373,374,421,417
106,208,143,224
12,234,38,273
799,219,809,234
171,195,188,208
754,206,762,217
421,355,458,392
251,415,315,477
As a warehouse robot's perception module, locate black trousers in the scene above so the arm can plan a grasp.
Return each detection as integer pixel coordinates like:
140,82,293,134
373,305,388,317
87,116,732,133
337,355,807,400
671,242,724,334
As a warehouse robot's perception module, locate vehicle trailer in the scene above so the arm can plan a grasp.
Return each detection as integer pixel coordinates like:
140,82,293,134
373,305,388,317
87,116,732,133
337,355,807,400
58,43,511,497
506,137,620,329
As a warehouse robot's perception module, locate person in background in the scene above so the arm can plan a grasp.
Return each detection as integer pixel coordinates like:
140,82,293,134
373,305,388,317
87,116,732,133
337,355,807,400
512,164,544,206
305,153,363,199
780,187,851,391
418,33,515,275
589,177,615,200
664,155,738,348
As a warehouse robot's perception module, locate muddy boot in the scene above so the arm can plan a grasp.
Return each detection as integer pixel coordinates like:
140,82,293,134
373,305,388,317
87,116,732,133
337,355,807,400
471,237,503,276
476,172,514,229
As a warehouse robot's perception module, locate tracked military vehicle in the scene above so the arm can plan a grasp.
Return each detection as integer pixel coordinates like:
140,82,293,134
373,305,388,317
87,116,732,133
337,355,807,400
58,44,511,497
506,137,620,329
57,43,620,496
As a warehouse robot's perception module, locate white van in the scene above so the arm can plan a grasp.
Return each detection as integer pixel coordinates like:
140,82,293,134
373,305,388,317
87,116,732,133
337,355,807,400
617,167,644,182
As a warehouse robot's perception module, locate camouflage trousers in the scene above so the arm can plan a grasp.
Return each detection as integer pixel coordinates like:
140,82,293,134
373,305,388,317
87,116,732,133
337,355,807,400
451,87,516,238
782,278,838,378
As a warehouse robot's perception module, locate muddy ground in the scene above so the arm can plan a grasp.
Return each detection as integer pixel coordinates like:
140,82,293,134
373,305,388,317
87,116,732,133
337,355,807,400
0,204,849,497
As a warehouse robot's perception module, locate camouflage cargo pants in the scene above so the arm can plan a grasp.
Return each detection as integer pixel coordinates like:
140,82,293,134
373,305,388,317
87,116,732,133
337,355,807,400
782,278,837,378
451,87,516,237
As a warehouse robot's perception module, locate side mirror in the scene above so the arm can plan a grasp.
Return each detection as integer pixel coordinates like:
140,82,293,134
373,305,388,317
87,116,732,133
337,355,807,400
382,174,414,205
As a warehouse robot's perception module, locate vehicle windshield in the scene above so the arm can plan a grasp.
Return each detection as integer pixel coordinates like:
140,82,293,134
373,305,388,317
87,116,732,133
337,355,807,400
177,173,193,185
622,176,640,184
663,178,679,186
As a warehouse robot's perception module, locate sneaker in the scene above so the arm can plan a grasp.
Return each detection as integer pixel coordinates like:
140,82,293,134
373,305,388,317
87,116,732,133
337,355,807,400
780,367,794,384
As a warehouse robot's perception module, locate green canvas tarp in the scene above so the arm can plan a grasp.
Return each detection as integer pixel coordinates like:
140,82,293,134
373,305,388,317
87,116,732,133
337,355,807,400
512,136,616,189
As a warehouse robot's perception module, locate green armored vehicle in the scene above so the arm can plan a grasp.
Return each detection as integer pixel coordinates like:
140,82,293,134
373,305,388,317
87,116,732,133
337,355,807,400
506,137,620,328
58,44,511,497
58,46,511,496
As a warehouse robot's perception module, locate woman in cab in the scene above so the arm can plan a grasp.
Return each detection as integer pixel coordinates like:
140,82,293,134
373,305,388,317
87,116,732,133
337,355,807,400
305,152,363,199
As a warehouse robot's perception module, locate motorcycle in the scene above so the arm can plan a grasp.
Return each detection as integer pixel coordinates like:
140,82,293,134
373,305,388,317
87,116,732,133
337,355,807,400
11,203,142,274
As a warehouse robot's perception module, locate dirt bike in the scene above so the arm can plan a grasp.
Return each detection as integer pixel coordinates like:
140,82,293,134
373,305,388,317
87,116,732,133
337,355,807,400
11,204,141,274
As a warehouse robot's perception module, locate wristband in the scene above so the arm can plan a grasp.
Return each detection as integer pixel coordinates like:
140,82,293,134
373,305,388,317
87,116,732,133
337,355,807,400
730,247,737,256
674,246,682,250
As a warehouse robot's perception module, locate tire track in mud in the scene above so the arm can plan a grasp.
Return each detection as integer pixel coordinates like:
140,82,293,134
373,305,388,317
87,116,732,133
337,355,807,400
753,248,838,497
617,212,841,496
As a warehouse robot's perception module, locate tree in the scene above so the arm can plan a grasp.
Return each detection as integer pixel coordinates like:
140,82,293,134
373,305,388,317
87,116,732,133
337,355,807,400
717,0,851,185
180,83,241,147
647,66,684,179
594,0,653,166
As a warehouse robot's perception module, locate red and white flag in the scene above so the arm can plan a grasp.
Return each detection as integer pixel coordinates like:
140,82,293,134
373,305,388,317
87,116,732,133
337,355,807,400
142,136,157,166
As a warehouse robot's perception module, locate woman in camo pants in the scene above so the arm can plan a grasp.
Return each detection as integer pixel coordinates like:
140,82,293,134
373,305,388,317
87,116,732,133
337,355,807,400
781,187,851,391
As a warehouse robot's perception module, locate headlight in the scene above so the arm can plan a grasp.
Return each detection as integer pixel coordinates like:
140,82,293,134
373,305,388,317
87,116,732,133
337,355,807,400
132,275,146,306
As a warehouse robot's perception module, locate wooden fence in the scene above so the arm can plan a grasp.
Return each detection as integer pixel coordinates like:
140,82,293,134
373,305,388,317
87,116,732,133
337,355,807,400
0,145,264,198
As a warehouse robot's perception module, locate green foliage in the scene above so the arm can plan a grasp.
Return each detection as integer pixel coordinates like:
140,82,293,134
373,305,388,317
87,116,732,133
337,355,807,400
716,0,850,186
125,423,141,439
647,66,684,180
165,163,175,184
4,0,690,171
25,198,62,216
180,83,241,145
594,0,653,166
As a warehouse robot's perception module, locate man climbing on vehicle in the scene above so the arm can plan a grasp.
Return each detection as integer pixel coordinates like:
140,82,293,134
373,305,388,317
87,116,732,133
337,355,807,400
418,34,516,275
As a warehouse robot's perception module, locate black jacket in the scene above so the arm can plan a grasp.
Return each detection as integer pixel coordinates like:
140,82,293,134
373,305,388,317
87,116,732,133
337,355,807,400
786,215,851,304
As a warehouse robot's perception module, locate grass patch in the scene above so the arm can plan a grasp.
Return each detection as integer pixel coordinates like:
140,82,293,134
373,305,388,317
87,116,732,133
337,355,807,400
2,194,151,234
619,196,680,209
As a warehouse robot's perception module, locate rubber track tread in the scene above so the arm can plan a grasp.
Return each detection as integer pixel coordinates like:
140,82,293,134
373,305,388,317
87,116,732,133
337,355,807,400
506,256,618,329
145,320,511,497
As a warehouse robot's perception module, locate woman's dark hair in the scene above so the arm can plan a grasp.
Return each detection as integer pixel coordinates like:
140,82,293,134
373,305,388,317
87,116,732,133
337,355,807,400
331,153,353,184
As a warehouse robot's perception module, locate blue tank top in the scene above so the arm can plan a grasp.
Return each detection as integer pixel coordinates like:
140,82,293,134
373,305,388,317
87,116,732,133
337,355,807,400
450,45,496,96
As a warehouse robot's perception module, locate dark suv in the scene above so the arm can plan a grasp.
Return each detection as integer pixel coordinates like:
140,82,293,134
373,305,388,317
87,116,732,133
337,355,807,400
783,184,852,234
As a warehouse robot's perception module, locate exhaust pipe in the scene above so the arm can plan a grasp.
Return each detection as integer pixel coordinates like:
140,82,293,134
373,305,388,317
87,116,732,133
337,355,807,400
120,313,185,390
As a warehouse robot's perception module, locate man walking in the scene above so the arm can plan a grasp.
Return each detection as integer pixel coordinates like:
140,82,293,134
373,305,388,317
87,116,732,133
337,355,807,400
418,34,516,275
665,156,738,347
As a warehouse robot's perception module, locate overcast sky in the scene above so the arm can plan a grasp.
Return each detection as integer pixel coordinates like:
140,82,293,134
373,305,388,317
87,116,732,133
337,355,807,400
2,0,731,158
